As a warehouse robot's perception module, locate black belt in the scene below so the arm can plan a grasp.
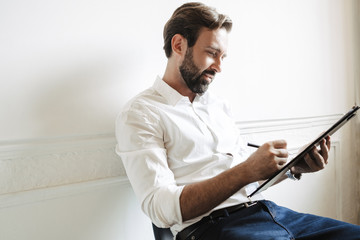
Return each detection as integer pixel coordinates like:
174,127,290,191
176,201,258,240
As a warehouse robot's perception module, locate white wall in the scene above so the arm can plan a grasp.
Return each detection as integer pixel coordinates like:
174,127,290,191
0,0,359,239
355,0,360,225
1,0,357,141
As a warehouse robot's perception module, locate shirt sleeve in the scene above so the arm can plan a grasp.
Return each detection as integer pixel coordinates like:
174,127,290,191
115,103,184,228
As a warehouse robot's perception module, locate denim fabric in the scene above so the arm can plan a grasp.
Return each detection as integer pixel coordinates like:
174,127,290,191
196,200,360,240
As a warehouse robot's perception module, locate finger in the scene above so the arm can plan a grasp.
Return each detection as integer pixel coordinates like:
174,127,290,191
273,140,287,149
319,139,329,164
274,148,289,158
309,147,325,170
304,152,320,171
325,135,331,149
276,157,288,166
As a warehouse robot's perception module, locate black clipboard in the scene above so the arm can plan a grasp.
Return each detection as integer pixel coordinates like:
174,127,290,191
248,105,360,198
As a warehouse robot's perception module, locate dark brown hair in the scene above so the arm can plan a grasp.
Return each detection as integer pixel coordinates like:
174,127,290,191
163,2,232,58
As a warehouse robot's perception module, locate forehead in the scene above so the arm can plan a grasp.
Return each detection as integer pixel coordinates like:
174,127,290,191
194,27,229,53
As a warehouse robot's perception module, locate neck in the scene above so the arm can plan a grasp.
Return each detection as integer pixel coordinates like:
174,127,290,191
162,62,196,102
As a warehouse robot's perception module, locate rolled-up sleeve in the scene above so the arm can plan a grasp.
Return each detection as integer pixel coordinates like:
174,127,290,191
115,104,184,228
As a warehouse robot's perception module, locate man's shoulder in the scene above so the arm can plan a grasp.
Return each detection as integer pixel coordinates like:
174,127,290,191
122,86,164,113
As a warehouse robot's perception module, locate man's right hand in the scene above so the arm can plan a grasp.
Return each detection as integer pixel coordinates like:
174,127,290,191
244,140,289,181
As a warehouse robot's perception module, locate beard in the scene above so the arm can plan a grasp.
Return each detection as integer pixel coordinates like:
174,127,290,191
179,48,216,94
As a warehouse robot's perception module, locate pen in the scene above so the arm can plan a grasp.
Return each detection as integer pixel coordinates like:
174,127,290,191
247,143,260,148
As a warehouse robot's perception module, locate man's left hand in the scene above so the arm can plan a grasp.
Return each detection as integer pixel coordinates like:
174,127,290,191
291,136,331,175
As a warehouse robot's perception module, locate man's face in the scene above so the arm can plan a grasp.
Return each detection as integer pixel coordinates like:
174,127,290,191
179,27,228,94
179,48,213,94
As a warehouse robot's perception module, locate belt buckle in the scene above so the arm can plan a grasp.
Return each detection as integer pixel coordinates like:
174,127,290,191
244,201,257,208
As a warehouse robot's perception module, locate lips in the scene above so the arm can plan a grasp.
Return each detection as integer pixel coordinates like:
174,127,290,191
202,70,216,83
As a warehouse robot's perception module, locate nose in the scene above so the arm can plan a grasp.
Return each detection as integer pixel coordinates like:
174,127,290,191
211,57,222,73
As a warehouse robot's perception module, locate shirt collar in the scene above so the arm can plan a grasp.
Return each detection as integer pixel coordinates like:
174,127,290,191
153,76,210,106
153,76,186,106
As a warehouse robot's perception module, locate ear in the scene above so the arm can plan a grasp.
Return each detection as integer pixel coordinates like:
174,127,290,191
171,34,187,56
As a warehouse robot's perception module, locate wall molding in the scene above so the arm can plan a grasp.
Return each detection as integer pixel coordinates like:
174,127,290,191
0,134,125,195
0,133,117,159
0,177,129,209
332,141,342,220
0,114,345,212
236,114,342,134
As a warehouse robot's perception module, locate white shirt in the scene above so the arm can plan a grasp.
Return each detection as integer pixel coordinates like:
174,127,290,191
115,76,263,236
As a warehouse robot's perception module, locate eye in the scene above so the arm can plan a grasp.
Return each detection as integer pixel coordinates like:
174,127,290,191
207,51,217,58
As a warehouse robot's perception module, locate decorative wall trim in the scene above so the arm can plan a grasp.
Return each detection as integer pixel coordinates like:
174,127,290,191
0,177,128,209
332,141,342,220
0,134,125,195
236,114,342,134
0,133,116,159
0,114,345,212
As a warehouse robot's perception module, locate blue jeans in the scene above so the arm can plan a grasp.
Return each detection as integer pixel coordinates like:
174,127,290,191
198,200,360,240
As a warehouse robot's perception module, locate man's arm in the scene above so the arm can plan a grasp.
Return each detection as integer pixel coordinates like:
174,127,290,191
180,137,331,222
180,140,288,221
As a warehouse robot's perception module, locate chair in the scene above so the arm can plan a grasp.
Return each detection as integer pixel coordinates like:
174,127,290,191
152,223,173,240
